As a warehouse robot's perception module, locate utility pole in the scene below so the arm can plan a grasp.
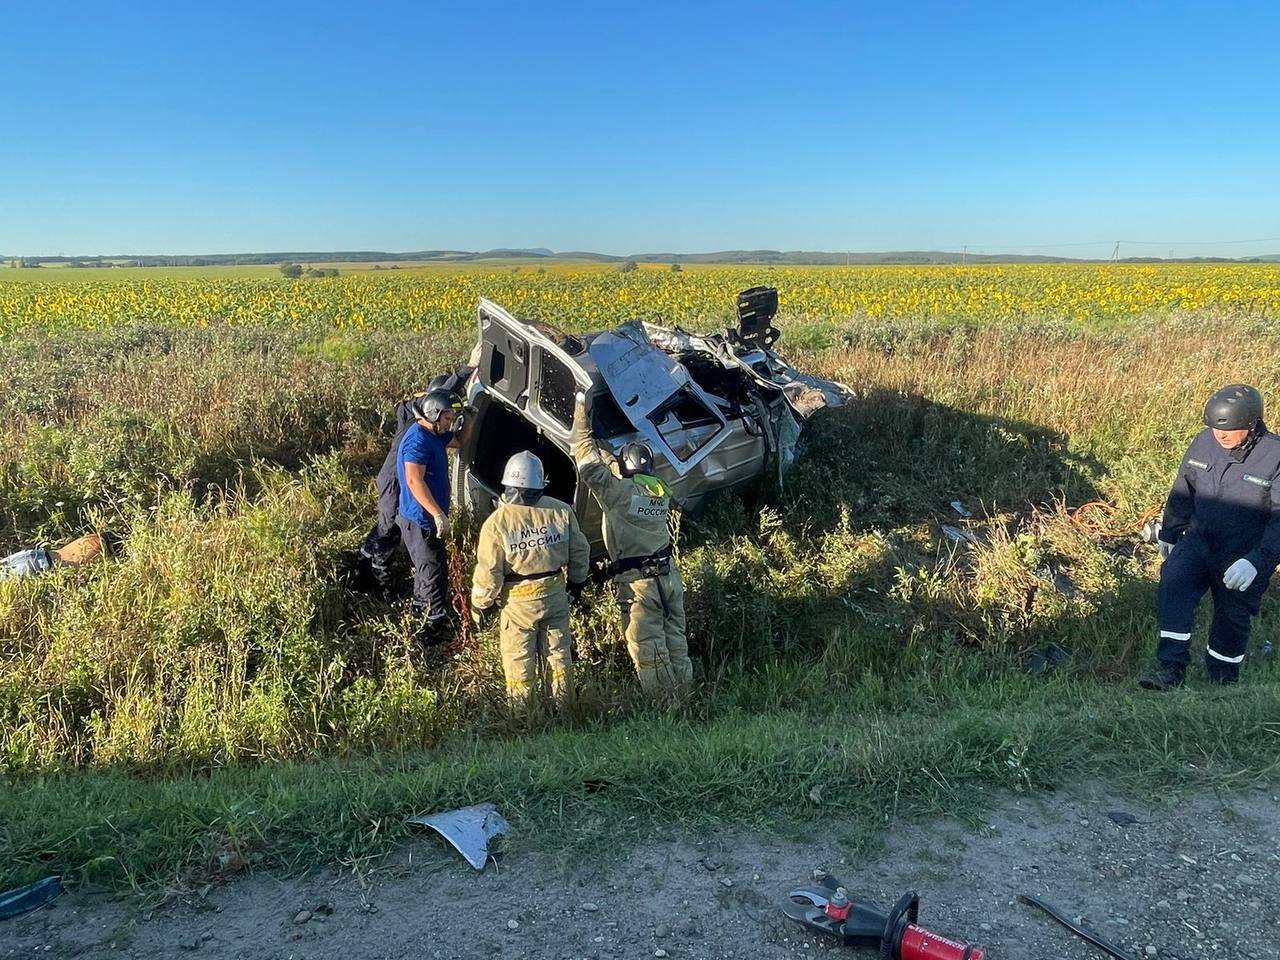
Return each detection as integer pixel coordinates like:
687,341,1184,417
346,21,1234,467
962,245,967,265
1110,241,1120,261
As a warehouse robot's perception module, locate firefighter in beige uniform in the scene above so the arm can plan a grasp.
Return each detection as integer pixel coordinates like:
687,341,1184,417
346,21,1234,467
572,395,693,698
471,451,590,704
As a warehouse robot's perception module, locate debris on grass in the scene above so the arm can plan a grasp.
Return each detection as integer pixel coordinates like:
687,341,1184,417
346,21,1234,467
408,802,510,870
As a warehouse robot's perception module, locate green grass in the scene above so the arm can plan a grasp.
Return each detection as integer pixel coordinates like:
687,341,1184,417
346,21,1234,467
1,308,1279,893
3,668,1276,892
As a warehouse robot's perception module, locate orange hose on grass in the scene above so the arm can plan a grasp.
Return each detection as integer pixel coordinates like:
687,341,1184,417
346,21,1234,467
1068,500,1162,536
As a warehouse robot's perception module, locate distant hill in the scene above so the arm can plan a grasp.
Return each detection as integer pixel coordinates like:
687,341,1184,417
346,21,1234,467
643,250,1069,264
6,249,1280,266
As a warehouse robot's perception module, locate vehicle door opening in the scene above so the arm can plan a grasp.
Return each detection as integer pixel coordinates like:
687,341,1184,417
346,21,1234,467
466,395,577,507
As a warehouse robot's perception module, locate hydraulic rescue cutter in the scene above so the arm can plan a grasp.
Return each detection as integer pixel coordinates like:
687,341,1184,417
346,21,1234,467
782,874,985,960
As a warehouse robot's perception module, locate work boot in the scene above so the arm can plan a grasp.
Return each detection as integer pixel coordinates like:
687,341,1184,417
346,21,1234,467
1137,664,1185,691
414,611,457,647
342,552,380,593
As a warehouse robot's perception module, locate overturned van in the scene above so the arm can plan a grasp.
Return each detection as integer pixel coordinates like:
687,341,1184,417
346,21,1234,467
452,287,852,555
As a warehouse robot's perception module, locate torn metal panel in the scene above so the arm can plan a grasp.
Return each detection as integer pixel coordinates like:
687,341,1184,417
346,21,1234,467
940,524,979,544
588,321,730,476
641,320,853,419
408,802,510,870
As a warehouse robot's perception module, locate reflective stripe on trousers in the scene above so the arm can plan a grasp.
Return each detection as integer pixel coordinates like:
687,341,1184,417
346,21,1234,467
499,587,572,706
615,564,692,699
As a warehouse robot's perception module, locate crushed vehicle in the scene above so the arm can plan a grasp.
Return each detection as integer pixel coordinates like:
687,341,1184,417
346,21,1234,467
452,286,853,554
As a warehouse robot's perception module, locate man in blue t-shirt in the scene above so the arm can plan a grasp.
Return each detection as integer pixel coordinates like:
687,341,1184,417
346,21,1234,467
395,388,467,641
355,365,474,590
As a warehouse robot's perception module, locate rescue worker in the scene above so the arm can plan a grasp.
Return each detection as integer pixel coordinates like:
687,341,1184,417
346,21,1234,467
395,387,468,641
470,451,590,705
571,392,693,699
356,367,473,591
1139,384,1280,690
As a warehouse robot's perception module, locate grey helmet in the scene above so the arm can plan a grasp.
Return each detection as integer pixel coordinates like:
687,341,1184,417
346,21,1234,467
1203,384,1263,430
502,450,547,490
619,441,655,478
413,389,461,424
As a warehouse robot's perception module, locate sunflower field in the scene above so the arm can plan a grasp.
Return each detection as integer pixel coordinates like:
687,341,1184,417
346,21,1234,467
3,261,1279,334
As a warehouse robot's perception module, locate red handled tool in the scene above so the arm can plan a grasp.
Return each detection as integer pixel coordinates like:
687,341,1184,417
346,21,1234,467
782,875,984,960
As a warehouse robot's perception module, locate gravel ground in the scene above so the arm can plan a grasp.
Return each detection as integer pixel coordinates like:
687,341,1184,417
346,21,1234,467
3,783,1277,960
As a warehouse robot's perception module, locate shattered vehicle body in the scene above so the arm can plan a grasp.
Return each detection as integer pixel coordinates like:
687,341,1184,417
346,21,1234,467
453,287,852,555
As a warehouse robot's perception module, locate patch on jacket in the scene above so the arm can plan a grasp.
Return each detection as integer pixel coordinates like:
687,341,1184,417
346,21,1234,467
1187,458,1209,470
1242,474,1273,489
628,494,669,519
505,523,567,553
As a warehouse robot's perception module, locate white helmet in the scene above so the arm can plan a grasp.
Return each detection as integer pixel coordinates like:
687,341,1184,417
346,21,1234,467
502,450,547,490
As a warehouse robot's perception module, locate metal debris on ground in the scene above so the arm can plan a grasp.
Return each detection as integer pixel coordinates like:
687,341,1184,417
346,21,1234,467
0,876,62,921
1026,642,1073,676
408,802,510,870
949,500,973,518
1037,565,1081,598
940,524,979,545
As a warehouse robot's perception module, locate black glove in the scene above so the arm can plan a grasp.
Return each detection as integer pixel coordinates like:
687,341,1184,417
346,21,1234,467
590,559,612,584
471,605,496,630
568,580,587,604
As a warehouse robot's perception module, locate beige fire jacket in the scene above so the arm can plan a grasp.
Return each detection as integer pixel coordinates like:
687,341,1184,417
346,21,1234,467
471,495,591,609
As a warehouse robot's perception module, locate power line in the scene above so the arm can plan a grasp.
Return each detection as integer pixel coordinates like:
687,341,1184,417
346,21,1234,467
1115,236,1280,246
954,236,1280,250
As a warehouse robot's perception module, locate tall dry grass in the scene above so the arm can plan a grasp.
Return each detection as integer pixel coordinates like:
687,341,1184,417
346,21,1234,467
1,312,1277,768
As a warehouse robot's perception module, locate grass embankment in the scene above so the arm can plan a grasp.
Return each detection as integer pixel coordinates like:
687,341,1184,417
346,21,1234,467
2,308,1279,891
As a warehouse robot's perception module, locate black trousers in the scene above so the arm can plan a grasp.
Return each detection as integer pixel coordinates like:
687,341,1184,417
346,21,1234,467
359,476,402,576
359,421,414,575
1156,533,1271,681
397,515,450,620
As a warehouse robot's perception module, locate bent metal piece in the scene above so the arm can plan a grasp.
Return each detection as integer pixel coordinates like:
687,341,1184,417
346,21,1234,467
408,802,510,870
1017,894,1140,960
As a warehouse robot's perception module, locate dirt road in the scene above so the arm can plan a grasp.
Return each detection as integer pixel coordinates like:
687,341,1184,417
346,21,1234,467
3,784,1276,960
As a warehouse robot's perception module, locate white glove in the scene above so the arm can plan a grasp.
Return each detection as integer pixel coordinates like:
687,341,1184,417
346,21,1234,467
432,513,449,539
1223,557,1257,592
1158,540,1175,560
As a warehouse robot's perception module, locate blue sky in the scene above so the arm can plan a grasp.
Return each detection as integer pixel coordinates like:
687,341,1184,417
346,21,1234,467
2,1,1278,257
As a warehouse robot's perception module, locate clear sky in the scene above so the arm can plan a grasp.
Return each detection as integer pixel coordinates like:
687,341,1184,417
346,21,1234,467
2,1,1278,258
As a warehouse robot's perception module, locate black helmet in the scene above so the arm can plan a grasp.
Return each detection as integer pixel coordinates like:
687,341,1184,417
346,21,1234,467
1203,383,1263,430
426,374,452,394
413,389,462,424
619,441,654,477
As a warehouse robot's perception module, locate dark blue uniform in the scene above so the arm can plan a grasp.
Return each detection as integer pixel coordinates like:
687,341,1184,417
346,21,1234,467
358,396,421,582
1156,423,1280,680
